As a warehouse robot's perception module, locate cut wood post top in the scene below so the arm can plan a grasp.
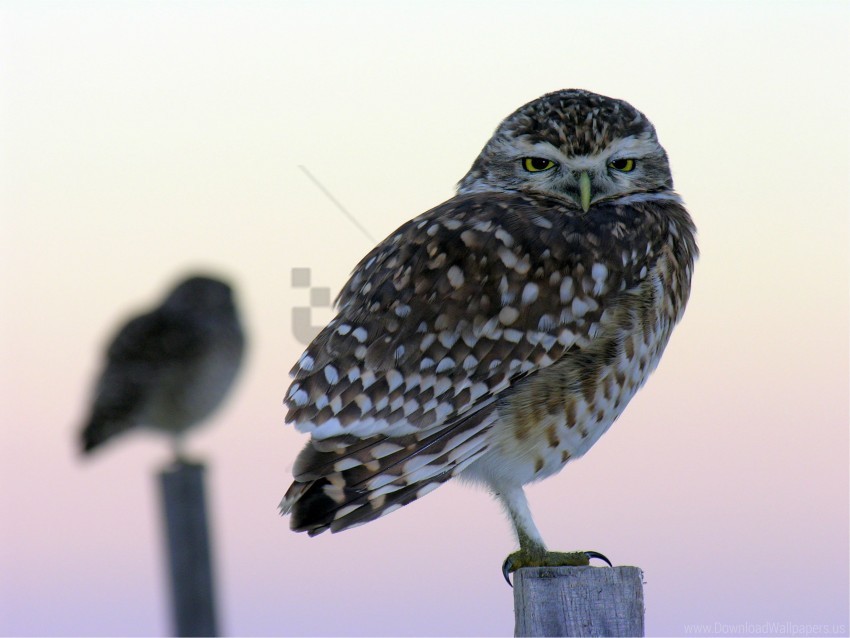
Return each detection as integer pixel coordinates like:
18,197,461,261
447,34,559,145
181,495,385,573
513,566,645,638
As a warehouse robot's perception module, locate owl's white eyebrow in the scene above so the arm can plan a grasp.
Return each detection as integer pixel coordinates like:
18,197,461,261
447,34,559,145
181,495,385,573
605,135,660,159
515,140,563,161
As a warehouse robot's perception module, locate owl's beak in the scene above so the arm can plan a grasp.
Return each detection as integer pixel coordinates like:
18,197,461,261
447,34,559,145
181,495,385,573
579,171,592,212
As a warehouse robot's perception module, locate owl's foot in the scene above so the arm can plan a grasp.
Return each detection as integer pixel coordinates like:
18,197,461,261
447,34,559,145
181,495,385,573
501,550,612,586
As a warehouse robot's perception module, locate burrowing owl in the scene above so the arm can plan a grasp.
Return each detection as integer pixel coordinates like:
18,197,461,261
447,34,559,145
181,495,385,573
281,89,697,577
80,275,245,457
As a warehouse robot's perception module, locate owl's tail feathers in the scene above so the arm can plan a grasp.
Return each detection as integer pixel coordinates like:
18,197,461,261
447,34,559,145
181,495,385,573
280,405,497,536
80,375,146,454
79,415,134,454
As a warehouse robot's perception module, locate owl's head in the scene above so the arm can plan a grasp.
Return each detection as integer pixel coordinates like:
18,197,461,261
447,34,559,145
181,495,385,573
165,275,236,315
458,89,674,211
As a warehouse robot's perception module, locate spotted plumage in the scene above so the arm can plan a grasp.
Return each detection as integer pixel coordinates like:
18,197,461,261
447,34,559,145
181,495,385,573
281,89,697,561
80,275,245,456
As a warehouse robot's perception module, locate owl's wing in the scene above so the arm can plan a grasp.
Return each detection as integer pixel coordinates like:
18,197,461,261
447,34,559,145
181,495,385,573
282,190,669,533
80,308,206,452
286,191,666,437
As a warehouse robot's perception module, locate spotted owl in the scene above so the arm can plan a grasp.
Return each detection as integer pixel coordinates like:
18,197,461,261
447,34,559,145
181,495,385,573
281,89,697,573
80,275,245,457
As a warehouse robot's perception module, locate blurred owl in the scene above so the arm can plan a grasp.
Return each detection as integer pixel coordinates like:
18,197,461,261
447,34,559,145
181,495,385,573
281,89,697,574
80,275,245,457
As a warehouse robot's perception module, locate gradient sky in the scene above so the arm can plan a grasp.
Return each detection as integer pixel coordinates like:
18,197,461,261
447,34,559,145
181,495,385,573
1,2,848,636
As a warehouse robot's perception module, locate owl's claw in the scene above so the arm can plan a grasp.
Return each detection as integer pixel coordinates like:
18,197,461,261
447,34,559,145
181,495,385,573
502,557,514,586
585,550,613,567
501,550,613,587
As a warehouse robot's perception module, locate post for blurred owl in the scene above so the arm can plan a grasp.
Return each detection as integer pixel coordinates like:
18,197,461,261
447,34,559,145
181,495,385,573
79,274,245,638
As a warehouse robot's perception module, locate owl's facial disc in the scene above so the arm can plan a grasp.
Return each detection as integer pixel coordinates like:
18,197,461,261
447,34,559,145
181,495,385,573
502,133,671,210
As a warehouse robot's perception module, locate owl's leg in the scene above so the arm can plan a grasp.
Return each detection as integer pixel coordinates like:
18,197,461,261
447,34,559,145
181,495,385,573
497,486,547,555
171,433,188,464
496,486,611,586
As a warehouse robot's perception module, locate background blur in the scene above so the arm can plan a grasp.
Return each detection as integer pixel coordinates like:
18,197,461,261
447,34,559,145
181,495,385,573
1,2,848,636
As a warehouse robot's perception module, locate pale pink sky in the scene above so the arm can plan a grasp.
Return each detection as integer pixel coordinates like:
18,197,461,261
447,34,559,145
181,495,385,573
1,2,848,636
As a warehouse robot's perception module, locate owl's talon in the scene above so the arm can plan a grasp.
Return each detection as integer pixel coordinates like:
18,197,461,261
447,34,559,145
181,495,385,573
501,549,610,586
502,557,514,587
585,550,613,567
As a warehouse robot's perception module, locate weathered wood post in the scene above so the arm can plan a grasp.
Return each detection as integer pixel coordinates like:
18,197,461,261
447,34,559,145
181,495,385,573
513,566,644,637
159,460,218,637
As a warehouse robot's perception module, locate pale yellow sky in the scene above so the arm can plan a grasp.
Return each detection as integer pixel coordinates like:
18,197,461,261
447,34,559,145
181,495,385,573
1,2,848,636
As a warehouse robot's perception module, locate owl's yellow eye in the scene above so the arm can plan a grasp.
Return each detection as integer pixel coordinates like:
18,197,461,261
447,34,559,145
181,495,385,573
608,158,636,172
523,157,556,172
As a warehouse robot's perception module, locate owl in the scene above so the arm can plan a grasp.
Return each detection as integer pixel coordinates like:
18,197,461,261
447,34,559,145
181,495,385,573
281,89,697,578
80,275,245,458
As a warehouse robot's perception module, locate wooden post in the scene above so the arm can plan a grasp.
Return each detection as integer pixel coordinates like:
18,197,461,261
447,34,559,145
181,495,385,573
513,566,644,637
159,460,218,637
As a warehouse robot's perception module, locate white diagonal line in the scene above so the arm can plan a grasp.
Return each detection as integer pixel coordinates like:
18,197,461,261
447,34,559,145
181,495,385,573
298,165,378,244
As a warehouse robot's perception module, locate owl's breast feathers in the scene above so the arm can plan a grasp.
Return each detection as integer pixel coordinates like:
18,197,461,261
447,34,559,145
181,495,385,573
281,190,695,534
